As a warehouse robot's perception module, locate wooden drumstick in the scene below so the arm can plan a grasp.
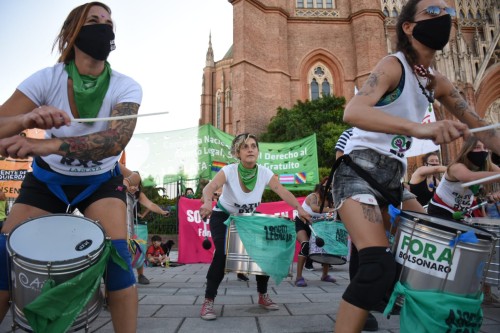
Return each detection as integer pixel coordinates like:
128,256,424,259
469,123,500,133
461,174,500,188
72,111,169,123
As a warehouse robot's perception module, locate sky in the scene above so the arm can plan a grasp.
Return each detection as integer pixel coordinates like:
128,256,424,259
0,0,233,134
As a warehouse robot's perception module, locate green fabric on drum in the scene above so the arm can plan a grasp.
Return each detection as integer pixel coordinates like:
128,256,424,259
384,281,483,333
225,214,295,284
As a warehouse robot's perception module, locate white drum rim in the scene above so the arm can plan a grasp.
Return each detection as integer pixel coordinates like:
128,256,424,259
463,217,500,227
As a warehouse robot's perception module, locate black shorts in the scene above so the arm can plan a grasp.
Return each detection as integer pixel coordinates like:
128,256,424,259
294,216,311,237
15,172,127,213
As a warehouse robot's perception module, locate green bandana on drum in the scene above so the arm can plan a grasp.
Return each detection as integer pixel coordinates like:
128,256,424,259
384,282,483,333
23,241,127,333
238,163,258,191
224,214,294,284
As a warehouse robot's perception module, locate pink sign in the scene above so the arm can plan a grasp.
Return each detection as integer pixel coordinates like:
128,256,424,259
177,196,305,264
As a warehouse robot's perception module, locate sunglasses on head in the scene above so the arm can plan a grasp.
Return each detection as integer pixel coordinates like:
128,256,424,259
418,6,456,17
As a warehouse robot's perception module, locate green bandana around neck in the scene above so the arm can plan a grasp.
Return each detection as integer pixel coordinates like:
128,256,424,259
65,60,111,122
238,163,258,191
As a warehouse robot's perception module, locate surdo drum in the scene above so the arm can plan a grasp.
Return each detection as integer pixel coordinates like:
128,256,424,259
393,211,495,300
7,214,106,332
463,217,500,286
309,216,349,265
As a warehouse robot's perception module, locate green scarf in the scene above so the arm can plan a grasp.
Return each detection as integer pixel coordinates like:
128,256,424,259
65,60,111,121
238,163,258,191
24,241,128,333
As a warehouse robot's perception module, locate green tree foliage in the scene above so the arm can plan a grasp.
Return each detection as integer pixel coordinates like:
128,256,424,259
260,95,350,168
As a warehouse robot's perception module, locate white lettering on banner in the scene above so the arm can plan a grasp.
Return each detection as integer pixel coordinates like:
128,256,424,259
395,231,460,280
186,210,204,223
198,228,211,237
262,162,300,170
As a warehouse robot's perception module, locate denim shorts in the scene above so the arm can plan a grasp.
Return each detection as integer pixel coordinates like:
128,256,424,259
332,149,415,209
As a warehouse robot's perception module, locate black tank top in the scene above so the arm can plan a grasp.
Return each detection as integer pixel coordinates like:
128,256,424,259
409,178,435,206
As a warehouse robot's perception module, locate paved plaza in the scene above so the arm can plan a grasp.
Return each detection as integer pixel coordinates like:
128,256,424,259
1,251,499,333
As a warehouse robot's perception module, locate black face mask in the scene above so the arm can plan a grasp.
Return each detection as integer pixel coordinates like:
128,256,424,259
412,14,452,50
467,151,488,168
75,24,115,60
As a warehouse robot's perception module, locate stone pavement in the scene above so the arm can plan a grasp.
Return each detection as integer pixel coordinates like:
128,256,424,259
1,251,499,333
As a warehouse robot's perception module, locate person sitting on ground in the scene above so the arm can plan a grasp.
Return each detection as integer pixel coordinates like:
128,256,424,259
147,235,170,267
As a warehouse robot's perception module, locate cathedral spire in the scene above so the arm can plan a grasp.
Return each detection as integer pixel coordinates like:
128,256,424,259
206,32,215,67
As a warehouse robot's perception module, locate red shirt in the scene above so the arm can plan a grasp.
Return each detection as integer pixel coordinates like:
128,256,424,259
147,245,165,257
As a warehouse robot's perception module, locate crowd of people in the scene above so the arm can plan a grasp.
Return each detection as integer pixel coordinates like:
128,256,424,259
0,1,499,333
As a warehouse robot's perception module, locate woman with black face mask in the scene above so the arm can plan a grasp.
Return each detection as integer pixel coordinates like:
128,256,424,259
427,137,500,219
0,2,141,332
332,0,500,332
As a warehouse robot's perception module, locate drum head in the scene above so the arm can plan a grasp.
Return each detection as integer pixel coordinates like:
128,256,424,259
463,217,500,227
399,211,494,241
8,214,105,262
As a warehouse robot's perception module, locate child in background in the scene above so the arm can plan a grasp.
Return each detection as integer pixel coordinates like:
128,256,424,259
147,235,170,267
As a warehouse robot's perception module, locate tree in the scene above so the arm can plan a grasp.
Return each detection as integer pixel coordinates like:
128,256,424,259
260,95,349,168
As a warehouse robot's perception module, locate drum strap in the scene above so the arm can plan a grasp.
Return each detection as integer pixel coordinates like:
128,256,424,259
32,158,121,211
321,155,401,211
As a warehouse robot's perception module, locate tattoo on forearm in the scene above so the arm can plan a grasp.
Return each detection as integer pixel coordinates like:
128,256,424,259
58,102,139,160
449,88,483,122
361,204,383,224
356,71,383,96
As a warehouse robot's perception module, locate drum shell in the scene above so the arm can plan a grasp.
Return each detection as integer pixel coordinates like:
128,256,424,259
393,212,494,297
7,214,105,332
309,218,348,265
464,218,500,286
225,215,293,277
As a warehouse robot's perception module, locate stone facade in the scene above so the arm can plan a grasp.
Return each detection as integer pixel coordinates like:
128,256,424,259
200,0,499,166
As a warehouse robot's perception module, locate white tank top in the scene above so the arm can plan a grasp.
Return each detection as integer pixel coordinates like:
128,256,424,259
431,176,474,212
215,163,274,214
344,52,429,169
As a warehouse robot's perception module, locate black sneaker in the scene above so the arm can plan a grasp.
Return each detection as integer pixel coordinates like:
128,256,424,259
237,273,249,282
363,313,379,331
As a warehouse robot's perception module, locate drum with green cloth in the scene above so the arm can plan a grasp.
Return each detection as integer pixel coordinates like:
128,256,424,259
309,216,349,265
224,213,295,284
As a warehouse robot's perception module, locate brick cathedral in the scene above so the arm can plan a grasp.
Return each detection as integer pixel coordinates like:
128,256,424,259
199,0,499,166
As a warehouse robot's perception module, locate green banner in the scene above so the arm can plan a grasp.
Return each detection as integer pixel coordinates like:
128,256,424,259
126,124,318,191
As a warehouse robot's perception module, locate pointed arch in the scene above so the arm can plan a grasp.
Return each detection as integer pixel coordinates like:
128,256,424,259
299,49,345,100
475,64,500,118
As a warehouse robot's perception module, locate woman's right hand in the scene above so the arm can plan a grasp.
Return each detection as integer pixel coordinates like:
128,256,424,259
22,105,71,130
411,120,469,144
199,202,213,220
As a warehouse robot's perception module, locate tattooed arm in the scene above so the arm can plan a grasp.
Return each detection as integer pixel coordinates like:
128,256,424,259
344,56,468,144
434,73,500,155
0,102,138,160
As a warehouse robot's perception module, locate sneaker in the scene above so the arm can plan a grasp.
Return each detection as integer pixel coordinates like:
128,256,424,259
237,273,249,282
304,264,314,271
137,274,150,285
200,298,217,320
258,293,279,310
295,277,307,287
363,313,379,331
320,274,336,283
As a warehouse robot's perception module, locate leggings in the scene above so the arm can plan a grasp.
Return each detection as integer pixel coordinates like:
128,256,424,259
205,211,270,299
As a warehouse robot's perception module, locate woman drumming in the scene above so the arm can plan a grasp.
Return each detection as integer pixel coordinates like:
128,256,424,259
332,1,500,332
0,3,141,332
198,133,311,320
408,151,447,207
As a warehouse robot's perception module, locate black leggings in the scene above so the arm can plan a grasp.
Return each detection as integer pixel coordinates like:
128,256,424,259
205,211,270,299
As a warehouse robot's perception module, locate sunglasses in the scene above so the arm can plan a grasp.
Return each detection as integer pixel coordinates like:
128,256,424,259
418,6,456,17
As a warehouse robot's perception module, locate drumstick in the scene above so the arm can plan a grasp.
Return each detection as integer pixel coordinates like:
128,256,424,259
461,174,500,188
201,218,212,250
308,223,325,247
72,111,169,123
469,123,500,133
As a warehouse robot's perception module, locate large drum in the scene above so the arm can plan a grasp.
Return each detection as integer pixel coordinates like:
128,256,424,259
7,214,105,332
309,217,349,265
463,217,500,286
225,213,294,279
393,211,495,298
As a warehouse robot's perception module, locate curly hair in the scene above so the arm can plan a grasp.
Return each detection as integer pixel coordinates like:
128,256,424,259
230,133,259,158
53,2,112,64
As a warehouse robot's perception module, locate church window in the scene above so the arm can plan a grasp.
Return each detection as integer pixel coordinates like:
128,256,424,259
308,63,334,100
216,91,222,129
297,0,304,8
299,0,334,8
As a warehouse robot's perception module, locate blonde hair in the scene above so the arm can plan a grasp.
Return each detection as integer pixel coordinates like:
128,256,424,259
230,133,259,158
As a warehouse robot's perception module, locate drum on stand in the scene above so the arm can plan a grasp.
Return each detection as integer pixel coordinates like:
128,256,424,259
392,211,495,304
463,217,500,287
309,216,349,265
225,213,294,278
7,214,105,332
